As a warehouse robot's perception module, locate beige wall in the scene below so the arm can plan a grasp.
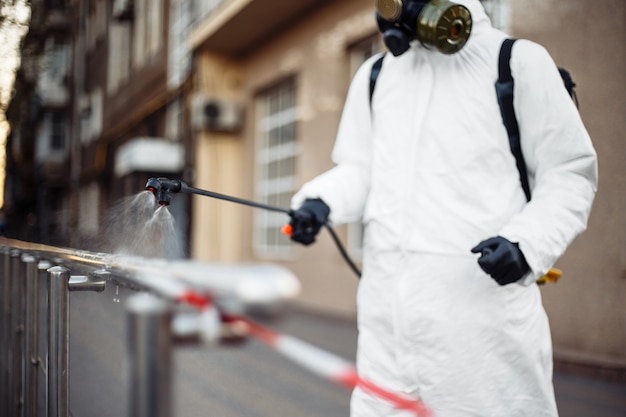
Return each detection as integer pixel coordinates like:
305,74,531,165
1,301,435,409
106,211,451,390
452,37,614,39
192,0,626,367
511,0,626,366
191,55,246,262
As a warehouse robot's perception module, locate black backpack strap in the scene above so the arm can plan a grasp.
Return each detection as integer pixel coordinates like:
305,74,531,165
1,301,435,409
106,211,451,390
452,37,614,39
369,54,386,110
495,38,532,201
558,67,579,108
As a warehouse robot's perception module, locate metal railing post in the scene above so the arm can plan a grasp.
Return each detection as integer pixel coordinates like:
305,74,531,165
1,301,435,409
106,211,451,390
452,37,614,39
0,247,10,416
11,249,25,417
37,260,51,417
126,293,173,417
23,255,39,417
47,266,70,417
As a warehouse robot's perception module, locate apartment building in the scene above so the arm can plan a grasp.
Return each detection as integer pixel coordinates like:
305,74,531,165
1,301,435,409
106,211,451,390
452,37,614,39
5,0,625,376
7,0,192,251
5,0,73,245
77,0,193,252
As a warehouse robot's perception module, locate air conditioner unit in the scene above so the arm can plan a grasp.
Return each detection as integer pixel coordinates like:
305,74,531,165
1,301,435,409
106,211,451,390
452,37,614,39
113,0,133,21
191,95,243,133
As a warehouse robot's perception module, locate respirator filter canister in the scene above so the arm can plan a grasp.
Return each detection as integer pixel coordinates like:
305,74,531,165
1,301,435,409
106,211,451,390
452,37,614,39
376,0,472,55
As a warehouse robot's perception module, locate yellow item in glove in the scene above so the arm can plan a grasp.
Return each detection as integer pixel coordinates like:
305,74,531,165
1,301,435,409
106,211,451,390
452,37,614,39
537,268,562,285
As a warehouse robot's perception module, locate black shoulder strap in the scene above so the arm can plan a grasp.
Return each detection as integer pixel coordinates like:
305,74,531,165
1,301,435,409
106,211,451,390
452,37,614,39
558,67,579,108
369,54,386,109
495,38,532,201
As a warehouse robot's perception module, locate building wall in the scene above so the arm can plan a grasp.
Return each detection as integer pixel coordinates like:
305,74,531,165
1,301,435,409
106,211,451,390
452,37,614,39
510,0,626,366
190,55,245,262
191,0,626,368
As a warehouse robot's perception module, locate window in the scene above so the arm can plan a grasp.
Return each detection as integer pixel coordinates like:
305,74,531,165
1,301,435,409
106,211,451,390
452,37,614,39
254,78,297,257
86,0,107,52
50,110,65,150
168,0,192,89
107,19,131,93
82,88,103,144
43,40,69,83
132,0,163,68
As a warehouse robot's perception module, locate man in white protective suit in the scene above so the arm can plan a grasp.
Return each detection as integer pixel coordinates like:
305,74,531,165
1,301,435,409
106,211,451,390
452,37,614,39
286,0,598,416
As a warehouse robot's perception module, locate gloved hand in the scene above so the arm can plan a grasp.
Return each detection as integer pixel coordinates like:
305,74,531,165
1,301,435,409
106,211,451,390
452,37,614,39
471,236,530,285
287,198,330,245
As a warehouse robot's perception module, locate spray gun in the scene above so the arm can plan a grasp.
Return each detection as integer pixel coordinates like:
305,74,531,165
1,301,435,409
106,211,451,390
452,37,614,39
145,177,362,277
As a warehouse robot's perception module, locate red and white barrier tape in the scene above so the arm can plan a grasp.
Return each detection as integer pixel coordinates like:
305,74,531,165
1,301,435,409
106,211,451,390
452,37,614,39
175,291,432,417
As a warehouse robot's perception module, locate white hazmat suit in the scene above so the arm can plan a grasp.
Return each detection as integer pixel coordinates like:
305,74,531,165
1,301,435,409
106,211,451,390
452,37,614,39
292,1,598,416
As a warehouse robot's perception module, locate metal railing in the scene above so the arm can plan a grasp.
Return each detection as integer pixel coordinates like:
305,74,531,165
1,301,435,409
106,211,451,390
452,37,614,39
0,237,300,417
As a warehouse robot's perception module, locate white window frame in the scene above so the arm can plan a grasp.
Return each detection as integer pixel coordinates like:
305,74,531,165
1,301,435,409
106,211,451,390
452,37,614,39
168,0,192,89
107,20,131,93
254,78,297,259
132,0,163,69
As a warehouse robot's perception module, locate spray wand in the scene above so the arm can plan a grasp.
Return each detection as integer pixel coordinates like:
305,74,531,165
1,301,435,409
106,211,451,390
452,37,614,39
145,177,363,278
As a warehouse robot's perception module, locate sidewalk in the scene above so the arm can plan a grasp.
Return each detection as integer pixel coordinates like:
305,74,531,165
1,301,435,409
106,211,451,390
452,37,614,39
67,287,626,417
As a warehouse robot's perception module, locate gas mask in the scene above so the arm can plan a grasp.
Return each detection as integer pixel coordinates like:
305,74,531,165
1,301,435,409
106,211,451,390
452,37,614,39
376,0,472,56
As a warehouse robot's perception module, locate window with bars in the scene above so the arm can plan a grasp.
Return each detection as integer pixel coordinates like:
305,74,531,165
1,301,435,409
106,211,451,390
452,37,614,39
254,78,298,257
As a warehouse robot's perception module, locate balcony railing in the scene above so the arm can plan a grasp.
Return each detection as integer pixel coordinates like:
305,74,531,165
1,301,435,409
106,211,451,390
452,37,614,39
0,237,299,417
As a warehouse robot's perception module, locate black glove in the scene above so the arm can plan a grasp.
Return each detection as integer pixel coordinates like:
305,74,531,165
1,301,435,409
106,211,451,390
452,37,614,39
288,198,330,245
471,236,530,285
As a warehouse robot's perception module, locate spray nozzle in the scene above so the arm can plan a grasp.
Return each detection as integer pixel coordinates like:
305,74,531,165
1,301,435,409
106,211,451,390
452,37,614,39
145,177,184,206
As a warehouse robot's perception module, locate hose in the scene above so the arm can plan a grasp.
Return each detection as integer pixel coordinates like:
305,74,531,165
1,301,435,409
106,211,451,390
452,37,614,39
323,224,362,278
